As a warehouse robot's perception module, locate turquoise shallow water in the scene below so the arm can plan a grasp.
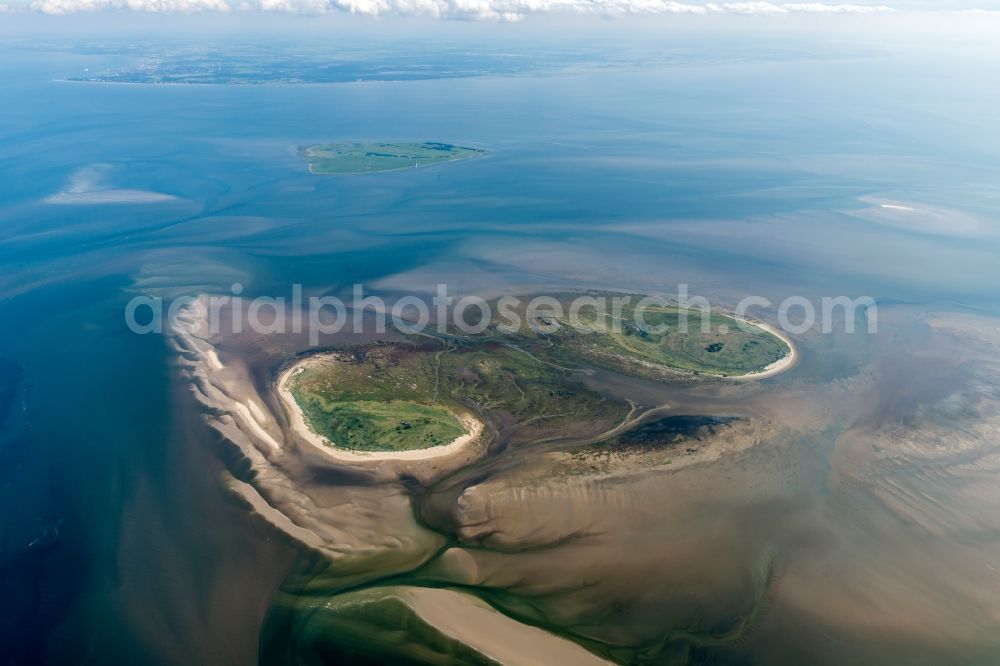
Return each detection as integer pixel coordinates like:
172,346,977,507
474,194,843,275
1,34,999,663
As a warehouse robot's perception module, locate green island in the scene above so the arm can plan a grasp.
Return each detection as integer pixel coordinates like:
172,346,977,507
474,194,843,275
498,295,793,378
284,293,792,454
286,340,628,453
299,142,488,174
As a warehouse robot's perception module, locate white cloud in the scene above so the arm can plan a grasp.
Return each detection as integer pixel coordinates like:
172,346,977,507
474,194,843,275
256,0,719,17
31,0,229,12
4,0,899,17
705,1,892,13
257,0,328,12
708,1,787,13
261,0,895,17
781,2,892,12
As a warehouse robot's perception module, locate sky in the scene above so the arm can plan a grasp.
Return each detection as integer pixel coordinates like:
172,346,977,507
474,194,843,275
1,0,999,20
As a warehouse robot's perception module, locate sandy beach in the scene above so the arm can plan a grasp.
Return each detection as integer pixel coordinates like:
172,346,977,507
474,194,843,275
276,354,484,463
396,587,614,665
731,318,798,380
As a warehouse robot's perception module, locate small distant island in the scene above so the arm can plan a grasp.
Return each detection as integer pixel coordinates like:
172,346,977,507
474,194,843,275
299,142,488,175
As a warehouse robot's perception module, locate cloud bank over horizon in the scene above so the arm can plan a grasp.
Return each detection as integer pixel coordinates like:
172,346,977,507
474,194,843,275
6,0,897,19
4,0,997,20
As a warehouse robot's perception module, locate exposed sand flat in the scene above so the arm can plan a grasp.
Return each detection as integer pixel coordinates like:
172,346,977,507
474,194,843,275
165,297,449,569
850,195,990,237
45,188,178,205
276,354,484,463
245,398,267,422
395,587,614,666
163,290,1000,662
225,473,327,550
168,298,283,453
44,164,178,205
204,348,224,371
231,401,281,451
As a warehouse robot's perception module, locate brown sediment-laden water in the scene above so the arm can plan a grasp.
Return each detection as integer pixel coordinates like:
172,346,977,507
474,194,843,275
165,293,1000,665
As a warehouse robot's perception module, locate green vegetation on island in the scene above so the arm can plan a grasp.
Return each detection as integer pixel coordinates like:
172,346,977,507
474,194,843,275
303,400,465,452
288,340,628,453
286,293,792,453
445,293,791,377
512,295,791,377
299,142,488,174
